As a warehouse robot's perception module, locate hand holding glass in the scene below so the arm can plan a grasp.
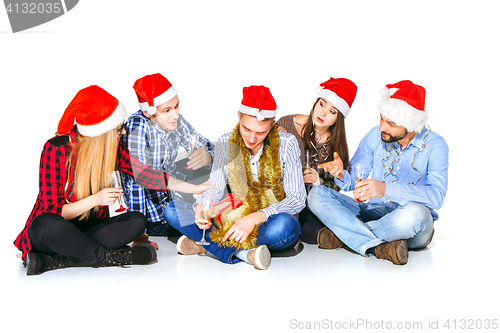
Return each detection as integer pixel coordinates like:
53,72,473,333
304,150,313,185
197,194,214,245
108,171,129,212
351,163,370,203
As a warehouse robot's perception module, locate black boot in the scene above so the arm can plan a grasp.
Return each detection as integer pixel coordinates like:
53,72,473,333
104,244,157,266
26,253,88,276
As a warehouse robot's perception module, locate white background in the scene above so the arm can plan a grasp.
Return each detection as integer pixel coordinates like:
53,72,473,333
1,1,498,332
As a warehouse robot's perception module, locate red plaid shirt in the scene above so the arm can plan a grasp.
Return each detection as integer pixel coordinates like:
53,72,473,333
14,128,169,260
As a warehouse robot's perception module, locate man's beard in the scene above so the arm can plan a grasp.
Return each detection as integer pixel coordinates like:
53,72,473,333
381,129,407,143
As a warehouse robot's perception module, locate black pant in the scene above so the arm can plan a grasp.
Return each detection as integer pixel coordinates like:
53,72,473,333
28,212,146,266
298,207,325,244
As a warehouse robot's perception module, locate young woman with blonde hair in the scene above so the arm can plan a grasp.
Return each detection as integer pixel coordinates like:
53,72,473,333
14,85,211,275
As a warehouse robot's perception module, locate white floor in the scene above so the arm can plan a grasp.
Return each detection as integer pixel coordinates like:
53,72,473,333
4,211,498,333
1,2,498,332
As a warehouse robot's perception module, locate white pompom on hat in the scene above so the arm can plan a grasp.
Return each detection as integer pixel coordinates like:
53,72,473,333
133,73,178,115
57,85,127,137
378,80,428,133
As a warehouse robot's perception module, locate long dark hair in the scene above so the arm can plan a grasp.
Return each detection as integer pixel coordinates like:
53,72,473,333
301,98,350,169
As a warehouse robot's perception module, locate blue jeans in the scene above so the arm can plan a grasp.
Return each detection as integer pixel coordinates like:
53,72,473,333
165,200,301,264
308,186,434,255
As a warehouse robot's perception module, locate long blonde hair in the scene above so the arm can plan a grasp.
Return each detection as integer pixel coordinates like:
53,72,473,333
72,129,119,220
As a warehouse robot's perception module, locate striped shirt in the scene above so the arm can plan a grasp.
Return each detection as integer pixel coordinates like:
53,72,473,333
198,130,306,218
123,111,213,223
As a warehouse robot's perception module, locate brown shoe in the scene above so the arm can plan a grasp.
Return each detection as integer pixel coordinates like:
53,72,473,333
317,227,345,249
247,245,271,270
374,240,408,265
176,235,207,255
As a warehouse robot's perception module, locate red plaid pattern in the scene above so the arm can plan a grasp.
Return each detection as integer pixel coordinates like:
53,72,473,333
14,128,169,260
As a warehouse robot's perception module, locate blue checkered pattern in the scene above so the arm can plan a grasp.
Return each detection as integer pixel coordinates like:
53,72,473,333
123,110,213,223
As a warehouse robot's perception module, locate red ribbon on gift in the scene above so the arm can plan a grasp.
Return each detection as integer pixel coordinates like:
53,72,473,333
215,193,243,226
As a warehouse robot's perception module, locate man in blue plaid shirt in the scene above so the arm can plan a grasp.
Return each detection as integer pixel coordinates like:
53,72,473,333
124,74,214,247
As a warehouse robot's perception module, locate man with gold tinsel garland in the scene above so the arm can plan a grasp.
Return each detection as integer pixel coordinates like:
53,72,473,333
165,85,306,270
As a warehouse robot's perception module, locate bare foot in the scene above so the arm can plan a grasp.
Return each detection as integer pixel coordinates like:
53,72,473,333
132,233,159,250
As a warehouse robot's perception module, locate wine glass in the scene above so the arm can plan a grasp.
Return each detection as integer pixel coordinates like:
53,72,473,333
304,150,313,185
185,134,199,170
196,194,213,245
351,163,370,203
108,171,129,213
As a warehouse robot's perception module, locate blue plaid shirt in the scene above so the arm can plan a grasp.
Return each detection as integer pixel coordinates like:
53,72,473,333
123,110,214,223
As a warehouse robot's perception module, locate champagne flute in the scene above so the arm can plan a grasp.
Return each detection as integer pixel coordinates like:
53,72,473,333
304,150,313,185
108,171,129,213
351,163,370,203
197,194,213,245
185,134,199,170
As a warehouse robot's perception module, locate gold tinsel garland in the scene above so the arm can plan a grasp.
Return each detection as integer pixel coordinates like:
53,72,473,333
209,123,286,250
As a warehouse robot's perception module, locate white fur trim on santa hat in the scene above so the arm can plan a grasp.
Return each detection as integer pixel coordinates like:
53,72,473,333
138,85,178,114
377,87,429,133
239,105,277,121
77,101,127,137
317,89,350,118
154,85,177,107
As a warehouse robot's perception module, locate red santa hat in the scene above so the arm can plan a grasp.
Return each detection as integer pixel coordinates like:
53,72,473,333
239,85,277,121
133,73,178,115
316,77,357,118
57,85,127,137
378,80,428,133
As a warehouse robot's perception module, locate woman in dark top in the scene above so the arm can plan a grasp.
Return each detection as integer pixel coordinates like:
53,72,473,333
276,77,357,244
